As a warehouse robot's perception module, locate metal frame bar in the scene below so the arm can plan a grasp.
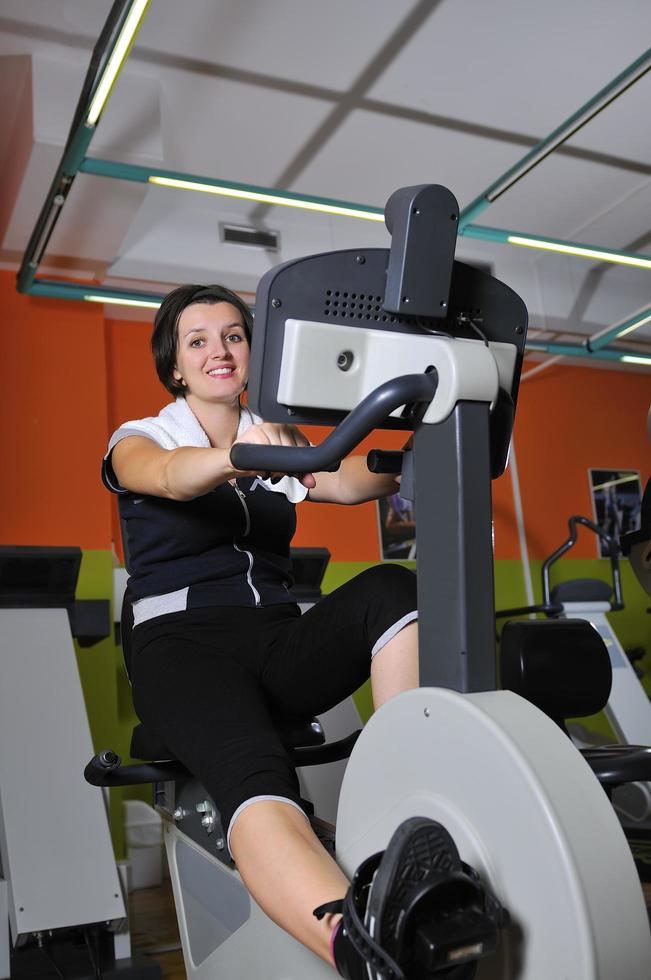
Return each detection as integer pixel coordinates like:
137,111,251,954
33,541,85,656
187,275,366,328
458,48,651,228
414,404,497,691
16,0,136,294
16,21,651,367
587,305,651,351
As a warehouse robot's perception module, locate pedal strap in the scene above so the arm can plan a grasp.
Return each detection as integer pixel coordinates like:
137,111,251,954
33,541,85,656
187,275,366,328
313,900,344,919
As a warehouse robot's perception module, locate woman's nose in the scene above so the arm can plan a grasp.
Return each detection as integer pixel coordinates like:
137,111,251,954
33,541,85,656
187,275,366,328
208,339,229,358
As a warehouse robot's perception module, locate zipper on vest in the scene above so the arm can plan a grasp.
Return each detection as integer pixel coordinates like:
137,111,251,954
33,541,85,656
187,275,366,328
231,483,260,605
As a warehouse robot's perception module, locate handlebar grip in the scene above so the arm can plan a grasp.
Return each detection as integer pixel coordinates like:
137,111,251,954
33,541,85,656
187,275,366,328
230,444,338,473
367,450,403,474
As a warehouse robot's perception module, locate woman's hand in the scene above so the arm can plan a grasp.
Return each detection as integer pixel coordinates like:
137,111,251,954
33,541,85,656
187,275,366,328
235,423,316,489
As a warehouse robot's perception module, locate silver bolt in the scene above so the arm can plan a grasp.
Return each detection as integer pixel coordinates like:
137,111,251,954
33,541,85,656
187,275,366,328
53,194,65,207
196,799,216,834
173,807,187,821
201,814,214,833
272,298,281,308
424,707,431,718
216,838,225,850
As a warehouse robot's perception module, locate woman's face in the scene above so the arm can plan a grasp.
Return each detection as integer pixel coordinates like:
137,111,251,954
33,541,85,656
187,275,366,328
174,301,250,404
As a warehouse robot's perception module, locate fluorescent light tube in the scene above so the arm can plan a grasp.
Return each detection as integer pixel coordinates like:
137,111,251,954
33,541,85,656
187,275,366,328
86,0,150,126
148,176,385,222
85,294,161,309
620,355,651,365
507,235,651,270
615,313,651,339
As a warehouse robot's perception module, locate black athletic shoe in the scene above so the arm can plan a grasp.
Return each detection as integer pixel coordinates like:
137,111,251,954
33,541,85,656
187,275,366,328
365,816,507,979
316,817,508,980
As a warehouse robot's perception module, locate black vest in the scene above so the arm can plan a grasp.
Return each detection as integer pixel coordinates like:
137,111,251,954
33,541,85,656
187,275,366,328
104,457,298,606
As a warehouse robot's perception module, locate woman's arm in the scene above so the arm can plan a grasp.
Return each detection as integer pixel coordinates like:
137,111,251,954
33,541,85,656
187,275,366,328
308,456,399,504
111,422,317,502
111,436,239,501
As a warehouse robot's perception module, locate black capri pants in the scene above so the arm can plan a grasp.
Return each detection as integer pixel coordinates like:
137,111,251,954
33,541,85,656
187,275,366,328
130,564,417,847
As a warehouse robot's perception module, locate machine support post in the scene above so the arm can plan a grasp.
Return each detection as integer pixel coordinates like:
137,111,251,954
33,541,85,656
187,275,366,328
414,402,497,692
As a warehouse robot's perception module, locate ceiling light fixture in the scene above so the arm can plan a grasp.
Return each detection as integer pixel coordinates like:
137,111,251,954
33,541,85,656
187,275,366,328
459,49,651,227
620,354,651,366
507,234,651,270
583,305,651,351
614,312,651,339
86,0,151,126
84,293,161,309
148,175,386,222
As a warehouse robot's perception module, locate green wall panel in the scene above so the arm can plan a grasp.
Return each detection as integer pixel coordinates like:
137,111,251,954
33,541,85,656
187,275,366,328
76,550,152,858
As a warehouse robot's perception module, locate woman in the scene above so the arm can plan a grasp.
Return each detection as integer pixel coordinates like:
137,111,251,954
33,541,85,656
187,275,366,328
103,283,423,978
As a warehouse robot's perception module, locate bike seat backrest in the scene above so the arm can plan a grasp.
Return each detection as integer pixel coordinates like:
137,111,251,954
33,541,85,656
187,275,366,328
500,618,612,732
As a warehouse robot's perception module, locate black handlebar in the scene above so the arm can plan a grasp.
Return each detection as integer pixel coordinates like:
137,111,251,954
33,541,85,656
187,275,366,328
496,515,623,620
542,515,623,610
230,372,438,473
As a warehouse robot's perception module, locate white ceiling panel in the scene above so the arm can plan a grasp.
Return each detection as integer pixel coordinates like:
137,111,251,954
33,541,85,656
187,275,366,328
0,0,648,365
481,153,650,242
367,0,651,135
292,108,526,210
155,73,335,180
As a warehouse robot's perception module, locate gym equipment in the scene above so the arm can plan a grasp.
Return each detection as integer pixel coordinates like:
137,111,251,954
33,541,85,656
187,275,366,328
0,546,158,978
623,477,651,595
499,515,651,823
87,184,651,978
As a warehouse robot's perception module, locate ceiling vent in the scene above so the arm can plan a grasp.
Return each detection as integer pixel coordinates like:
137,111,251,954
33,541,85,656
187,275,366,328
220,223,280,251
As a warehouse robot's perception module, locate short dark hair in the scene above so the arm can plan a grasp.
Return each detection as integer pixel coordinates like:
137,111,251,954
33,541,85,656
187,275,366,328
151,283,253,396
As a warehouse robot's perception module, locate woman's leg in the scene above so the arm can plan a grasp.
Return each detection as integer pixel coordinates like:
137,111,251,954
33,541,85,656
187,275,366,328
131,608,348,969
230,565,419,971
261,564,418,721
230,800,347,965
370,619,419,708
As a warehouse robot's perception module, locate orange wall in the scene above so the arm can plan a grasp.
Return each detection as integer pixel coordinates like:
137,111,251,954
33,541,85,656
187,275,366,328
513,365,650,559
1,271,648,564
0,274,111,548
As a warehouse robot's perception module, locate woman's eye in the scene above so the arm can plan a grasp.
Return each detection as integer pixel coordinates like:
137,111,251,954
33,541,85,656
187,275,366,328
227,333,243,343
190,337,205,348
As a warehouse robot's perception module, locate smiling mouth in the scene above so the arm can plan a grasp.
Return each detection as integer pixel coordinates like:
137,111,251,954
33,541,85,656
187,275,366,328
208,367,235,377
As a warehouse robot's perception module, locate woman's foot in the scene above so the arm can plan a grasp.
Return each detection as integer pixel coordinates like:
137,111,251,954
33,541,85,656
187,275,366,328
320,816,508,980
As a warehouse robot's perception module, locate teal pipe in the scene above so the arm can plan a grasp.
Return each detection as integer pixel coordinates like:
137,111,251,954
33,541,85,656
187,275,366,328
525,341,632,362
588,306,651,351
462,224,651,267
16,1,145,294
79,157,385,218
459,47,651,228
28,279,165,305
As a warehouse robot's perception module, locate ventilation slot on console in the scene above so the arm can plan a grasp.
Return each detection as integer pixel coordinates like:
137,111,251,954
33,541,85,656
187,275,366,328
322,288,447,329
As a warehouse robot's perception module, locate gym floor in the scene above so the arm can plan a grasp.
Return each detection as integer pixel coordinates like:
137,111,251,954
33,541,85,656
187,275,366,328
129,880,185,980
130,878,651,980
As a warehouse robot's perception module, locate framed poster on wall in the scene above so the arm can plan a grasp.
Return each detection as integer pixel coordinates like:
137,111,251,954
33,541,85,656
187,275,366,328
377,492,417,560
588,468,642,557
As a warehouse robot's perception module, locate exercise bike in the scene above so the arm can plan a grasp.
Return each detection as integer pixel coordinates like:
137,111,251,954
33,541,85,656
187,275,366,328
87,184,651,978
499,514,651,826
